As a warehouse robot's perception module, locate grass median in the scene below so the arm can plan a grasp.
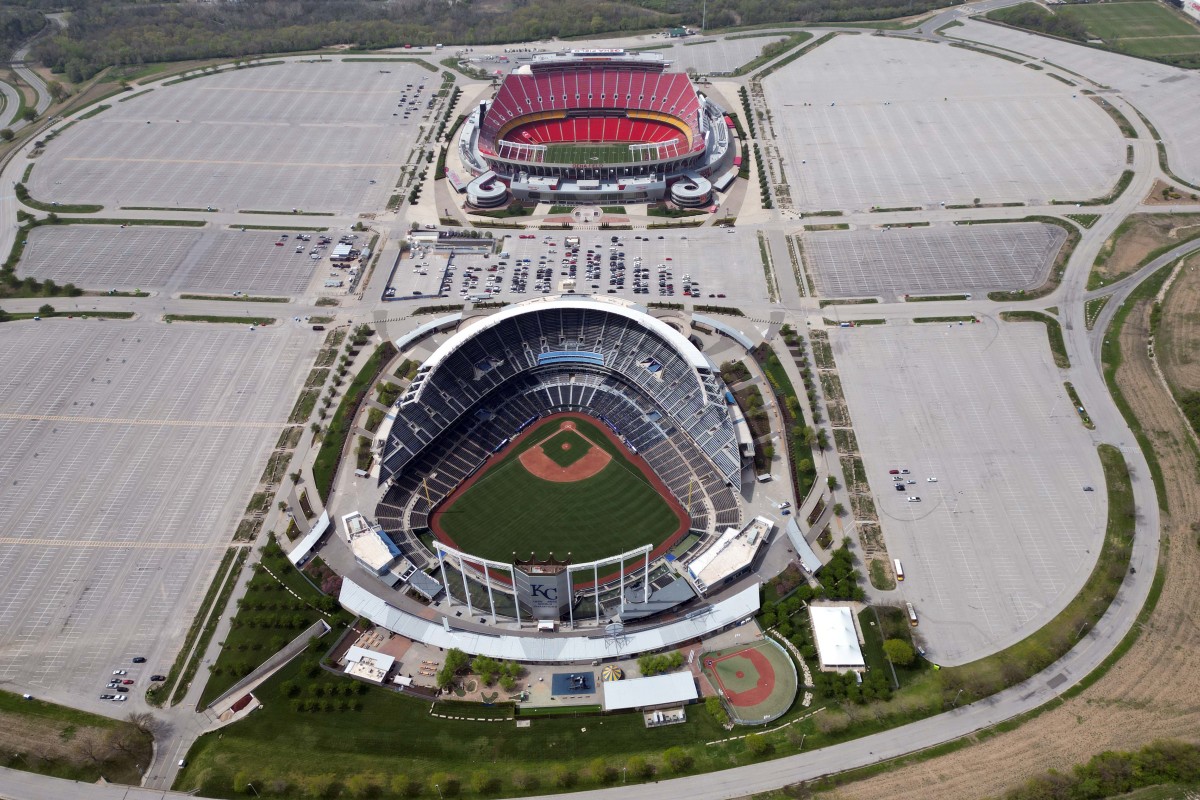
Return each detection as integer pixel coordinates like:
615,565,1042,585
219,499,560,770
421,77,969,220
164,314,276,325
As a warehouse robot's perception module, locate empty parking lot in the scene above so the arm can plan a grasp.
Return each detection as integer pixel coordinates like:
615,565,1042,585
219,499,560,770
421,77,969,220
764,35,1125,211
831,320,1105,665
803,222,1066,298
28,59,436,213
0,320,317,708
20,225,328,295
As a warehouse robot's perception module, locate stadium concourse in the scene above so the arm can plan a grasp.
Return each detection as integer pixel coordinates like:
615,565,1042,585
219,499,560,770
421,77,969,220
457,50,737,207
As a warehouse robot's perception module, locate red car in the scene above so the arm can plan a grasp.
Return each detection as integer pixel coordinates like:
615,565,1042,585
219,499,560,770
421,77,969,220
888,469,900,475
121,679,134,685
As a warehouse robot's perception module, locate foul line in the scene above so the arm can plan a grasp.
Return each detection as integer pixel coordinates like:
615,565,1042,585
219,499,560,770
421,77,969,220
0,412,285,429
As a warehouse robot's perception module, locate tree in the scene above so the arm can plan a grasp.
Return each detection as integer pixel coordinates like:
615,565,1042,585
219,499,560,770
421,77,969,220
706,695,729,726
662,746,693,773
827,475,839,490
0,128,13,141
470,770,499,794
345,771,384,798
125,711,161,736
289,471,302,485
21,108,36,122
388,774,420,797
744,733,772,756
627,755,653,780
883,638,916,666
38,303,55,316
551,765,577,788
588,757,616,784
428,772,460,796
832,502,845,516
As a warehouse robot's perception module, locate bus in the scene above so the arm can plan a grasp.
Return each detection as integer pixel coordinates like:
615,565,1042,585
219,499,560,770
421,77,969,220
906,602,918,627
893,559,904,581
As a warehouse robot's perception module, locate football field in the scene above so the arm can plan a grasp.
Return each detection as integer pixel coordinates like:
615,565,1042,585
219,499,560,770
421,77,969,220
432,415,687,563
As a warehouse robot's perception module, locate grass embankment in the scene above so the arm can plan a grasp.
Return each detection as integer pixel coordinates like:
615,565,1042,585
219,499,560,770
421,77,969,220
229,224,330,232
0,690,152,785
199,539,348,707
179,294,290,303
1089,213,1200,290
0,310,133,323
999,310,1070,369
312,337,397,502
164,314,276,325
14,182,103,214
753,343,818,504
147,547,245,707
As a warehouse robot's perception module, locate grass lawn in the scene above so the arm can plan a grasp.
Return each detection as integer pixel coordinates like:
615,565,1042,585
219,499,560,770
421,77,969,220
198,539,348,707
1058,1,1200,41
0,689,152,785
435,416,683,563
179,653,732,798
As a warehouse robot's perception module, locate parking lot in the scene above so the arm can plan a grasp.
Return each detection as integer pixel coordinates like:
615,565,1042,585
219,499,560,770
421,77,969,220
831,321,1104,666
804,222,1066,298
0,320,317,708
29,59,436,213
385,228,768,305
763,35,1125,211
958,20,1200,188
19,225,335,295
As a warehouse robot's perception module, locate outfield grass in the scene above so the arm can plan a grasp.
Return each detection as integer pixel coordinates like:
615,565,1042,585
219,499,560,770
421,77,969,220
435,416,683,563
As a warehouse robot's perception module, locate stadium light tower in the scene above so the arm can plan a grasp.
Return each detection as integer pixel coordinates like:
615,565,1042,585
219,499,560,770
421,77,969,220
701,0,707,31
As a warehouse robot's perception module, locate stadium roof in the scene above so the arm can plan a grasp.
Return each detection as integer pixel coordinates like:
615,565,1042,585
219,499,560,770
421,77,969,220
603,671,697,711
419,295,712,374
809,605,865,669
339,578,760,662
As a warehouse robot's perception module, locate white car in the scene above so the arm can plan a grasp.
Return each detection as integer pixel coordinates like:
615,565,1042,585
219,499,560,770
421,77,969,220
927,477,938,482
111,695,127,702
906,496,921,503
112,670,127,676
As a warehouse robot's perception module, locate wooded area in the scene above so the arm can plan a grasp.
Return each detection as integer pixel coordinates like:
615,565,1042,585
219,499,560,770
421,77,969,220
23,0,950,82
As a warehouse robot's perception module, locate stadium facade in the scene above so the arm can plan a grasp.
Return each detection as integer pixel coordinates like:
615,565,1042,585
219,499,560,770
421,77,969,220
376,295,747,623
456,50,738,207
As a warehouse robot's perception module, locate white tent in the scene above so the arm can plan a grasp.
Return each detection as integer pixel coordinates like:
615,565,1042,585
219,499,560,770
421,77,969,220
809,605,865,669
602,672,698,711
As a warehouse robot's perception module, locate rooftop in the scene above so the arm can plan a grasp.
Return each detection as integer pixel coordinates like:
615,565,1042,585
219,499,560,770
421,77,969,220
687,516,773,592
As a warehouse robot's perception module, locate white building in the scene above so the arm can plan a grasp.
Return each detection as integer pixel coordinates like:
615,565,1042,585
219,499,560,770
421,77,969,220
343,646,396,684
809,605,865,670
602,671,698,712
342,512,401,577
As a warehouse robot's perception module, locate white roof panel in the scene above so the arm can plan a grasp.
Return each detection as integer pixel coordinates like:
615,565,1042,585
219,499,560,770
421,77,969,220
602,671,697,711
809,605,865,669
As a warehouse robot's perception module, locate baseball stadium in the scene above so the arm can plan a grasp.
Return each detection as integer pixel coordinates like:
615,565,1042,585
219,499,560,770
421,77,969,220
375,295,748,624
456,50,738,207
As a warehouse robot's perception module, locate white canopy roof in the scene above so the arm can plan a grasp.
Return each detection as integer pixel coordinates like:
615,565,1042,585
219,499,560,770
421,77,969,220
339,579,759,662
602,671,697,711
809,605,865,669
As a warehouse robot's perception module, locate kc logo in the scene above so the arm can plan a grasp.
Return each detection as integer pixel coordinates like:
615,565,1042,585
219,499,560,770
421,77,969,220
530,584,558,601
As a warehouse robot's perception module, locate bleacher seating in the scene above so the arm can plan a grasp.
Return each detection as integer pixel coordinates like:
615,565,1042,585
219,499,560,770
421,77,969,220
480,71,702,155
378,301,744,549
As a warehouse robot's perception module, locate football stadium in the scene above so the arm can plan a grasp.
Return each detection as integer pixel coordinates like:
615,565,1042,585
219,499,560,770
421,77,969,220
456,50,738,207
371,295,757,629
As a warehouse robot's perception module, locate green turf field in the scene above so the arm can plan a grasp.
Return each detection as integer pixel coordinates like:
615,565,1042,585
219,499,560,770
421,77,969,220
1058,1,1200,57
539,427,592,467
1059,0,1198,38
435,416,683,562
545,142,644,165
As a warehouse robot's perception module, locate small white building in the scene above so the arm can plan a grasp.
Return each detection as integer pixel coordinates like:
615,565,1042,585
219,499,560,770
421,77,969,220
342,512,401,578
809,605,866,670
343,646,396,684
602,671,698,712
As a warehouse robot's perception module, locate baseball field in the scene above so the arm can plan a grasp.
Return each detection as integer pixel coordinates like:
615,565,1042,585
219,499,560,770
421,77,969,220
431,413,688,563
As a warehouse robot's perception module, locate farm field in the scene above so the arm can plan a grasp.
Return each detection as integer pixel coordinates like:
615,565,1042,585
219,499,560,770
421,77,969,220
432,414,686,563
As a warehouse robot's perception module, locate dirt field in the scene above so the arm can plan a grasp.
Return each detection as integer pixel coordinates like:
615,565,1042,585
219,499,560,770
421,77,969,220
1157,252,1200,398
825,277,1200,800
1143,179,1200,206
1093,213,1200,286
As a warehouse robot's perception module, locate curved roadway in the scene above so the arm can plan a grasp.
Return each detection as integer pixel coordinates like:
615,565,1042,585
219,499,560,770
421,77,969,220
0,1,1190,797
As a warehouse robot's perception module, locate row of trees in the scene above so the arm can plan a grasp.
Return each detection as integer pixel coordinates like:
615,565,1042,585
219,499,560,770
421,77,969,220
637,650,684,676
31,0,955,83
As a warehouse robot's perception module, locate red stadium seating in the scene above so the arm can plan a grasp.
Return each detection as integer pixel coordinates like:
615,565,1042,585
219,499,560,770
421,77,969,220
481,70,702,152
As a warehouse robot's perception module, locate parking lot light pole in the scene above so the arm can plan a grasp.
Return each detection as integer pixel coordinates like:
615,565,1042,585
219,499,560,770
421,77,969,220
247,784,260,798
